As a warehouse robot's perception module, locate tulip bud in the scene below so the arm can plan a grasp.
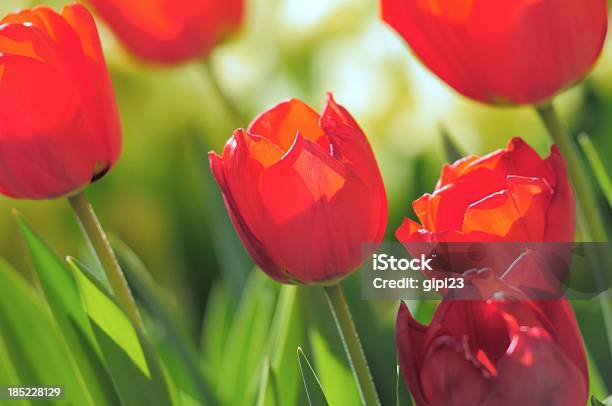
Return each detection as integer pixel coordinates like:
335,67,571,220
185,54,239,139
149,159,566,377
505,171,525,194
209,94,388,284
397,298,588,406
87,0,243,64
0,4,121,199
397,137,575,243
381,0,607,104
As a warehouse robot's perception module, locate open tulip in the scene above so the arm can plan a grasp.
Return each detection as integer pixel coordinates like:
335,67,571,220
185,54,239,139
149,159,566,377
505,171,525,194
87,0,243,63
209,94,388,284
381,0,607,104
396,137,575,243
0,3,121,199
397,298,588,406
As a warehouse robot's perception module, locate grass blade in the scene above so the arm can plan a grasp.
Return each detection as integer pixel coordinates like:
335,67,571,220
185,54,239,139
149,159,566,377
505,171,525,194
591,395,611,406
200,282,232,387
578,133,612,210
439,124,465,162
256,357,279,406
216,271,277,405
267,285,303,406
300,287,361,405
298,347,329,406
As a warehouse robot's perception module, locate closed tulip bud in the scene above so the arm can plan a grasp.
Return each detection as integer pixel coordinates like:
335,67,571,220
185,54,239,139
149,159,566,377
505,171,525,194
397,298,588,406
209,94,388,284
87,0,243,64
0,4,121,199
381,0,607,105
397,137,575,243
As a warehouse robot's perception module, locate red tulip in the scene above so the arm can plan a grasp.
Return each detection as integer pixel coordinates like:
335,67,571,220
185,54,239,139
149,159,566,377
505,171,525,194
381,0,607,104
396,137,575,243
87,0,243,63
396,298,588,406
209,94,388,284
0,4,121,199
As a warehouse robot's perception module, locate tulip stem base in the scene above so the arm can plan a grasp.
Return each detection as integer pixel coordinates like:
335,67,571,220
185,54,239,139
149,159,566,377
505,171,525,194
68,191,142,327
535,102,612,355
324,284,380,406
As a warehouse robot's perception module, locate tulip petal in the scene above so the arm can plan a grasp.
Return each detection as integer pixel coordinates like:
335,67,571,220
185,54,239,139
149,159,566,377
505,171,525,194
396,302,430,405
320,94,381,182
433,301,512,363
0,22,57,64
221,129,285,259
484,318,587,406
209,150,288,282
543,145,575,241
257,134,377,282
0,54,93,198
413,151,511,232
62,3,122,173
462,175,553,240
261,134,347,224
532,299,588,383
62,4,105,61
436,154,479,189
420,334,493,406
248,99,328,152
395,217,427,242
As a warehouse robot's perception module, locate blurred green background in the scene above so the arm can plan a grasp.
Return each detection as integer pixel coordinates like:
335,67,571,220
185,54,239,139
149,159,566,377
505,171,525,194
0,0,611,404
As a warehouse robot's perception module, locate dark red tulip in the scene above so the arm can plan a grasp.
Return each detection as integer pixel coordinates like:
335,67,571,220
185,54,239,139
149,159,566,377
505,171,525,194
210,94,388,284
0,4,121,199
381,0,607,104
87,0,243,63
397,298,588,406
396,138,575,243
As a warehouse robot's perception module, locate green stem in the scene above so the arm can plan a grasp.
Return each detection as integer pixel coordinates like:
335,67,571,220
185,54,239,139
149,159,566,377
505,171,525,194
68,191,143,327
324,284,380,406
535,102,612,356
535,102,608,242
201,59,247,127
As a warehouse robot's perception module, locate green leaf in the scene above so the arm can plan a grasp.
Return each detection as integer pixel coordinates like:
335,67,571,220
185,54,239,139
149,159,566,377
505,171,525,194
256,357,278,406
578,133,612,210
592,395,612,406
217,271,278,405
200,281,232,387
68,257,173,406
14,212,119,405
588,346,609,400
439,124,465,163
267,285,304,406
301,287,360,405
0,328,30,406
298,347,329,406
0,259,96,405
112,237,216,405
413,300,439,325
